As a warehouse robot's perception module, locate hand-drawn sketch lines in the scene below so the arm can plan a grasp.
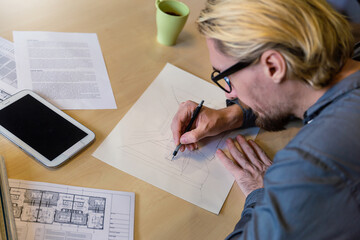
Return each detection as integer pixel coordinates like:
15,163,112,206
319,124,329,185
119,85,224,191
9,179,135,240
93,63,259,214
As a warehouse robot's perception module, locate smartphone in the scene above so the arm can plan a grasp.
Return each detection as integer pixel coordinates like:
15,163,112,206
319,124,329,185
0,90,95,168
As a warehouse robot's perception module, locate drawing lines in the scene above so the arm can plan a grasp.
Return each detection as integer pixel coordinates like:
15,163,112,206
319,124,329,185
117,84,228,191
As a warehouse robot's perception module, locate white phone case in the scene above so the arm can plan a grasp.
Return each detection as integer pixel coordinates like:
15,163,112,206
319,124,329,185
0,90,95,168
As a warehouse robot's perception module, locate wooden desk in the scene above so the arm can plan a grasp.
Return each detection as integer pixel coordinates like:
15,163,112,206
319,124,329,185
0,1,300,239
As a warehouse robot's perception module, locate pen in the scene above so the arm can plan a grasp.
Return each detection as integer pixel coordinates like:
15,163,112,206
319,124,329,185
171,100,204,160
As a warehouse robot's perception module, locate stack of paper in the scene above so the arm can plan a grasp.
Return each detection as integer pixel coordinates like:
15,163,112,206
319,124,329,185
1,31,117,109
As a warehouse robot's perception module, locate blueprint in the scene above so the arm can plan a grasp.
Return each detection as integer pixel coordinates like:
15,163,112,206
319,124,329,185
93,63,259,214
8,179,135,240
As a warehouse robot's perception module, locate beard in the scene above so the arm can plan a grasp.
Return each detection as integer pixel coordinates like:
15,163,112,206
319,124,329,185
254,110,292,132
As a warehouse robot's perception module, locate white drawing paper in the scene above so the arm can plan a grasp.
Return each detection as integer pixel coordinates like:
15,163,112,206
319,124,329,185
9,179,135,240
93,63,259,214
0,37,18,100
13,31,117,109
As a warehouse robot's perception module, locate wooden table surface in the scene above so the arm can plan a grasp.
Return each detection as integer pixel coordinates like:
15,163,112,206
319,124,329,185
0,1,300,239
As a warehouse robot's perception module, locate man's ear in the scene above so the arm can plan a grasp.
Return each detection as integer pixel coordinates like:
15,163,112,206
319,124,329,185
260,50,286,84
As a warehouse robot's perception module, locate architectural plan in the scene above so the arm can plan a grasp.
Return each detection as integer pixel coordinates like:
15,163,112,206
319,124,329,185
0,37,18,101
93,63,259,214
8,179,135,240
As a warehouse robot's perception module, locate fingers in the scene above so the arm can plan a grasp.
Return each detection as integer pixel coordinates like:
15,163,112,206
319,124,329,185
216,149,243,177
181,142,197,152
172,123,182,146
248,140,272,166
236,135,263,170
218,135,271,197
171,100,205,153
226,138,247,169
171,100,197,145
180,128,205,145
225,135,272,172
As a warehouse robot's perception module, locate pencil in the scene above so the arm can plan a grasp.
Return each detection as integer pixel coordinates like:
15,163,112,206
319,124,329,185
171,100,204,160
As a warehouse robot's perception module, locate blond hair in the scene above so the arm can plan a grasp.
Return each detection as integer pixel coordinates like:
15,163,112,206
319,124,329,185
197,0,354,88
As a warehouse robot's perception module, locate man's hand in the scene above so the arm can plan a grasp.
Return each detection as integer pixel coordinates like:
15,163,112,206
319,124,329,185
171,100,243,152
217,135,272,197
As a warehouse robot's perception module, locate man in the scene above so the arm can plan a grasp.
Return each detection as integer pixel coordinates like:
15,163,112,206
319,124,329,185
171,0,360,239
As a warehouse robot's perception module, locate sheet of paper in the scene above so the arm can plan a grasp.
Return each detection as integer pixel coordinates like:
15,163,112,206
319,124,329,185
93,63,259,214
13,31,117,109
0,37,18,101
9,179,135,240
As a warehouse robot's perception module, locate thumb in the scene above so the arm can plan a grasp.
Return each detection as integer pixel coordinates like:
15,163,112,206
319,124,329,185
180,129,206,144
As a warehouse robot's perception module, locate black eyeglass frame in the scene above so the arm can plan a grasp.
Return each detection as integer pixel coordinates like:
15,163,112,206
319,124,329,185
211,60,253,93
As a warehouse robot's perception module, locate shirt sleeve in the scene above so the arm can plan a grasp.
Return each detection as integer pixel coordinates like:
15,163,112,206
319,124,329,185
224,146,358,240
225,188,265,240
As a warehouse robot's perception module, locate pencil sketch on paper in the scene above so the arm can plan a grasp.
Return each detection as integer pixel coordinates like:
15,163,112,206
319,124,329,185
93,63,259,214
119,85,227,191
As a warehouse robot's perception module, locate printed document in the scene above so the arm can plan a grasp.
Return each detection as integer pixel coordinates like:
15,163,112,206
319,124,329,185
13,31,117,109
0,37,18,101
93,63,259,214
9,179,135,240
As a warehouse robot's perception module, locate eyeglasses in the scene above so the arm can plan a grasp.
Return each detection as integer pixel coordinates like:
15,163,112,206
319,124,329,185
211,60,253,93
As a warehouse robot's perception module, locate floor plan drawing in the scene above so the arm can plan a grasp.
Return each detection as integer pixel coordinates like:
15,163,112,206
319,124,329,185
8,179,135,240
10,187,106,229
93,63,259,214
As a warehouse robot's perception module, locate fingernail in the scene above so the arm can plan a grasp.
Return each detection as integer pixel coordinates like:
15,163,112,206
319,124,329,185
189,145,194,151
180,145,185,152
236,135,244,141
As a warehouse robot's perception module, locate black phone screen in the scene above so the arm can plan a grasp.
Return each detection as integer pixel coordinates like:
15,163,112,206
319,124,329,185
0,94,87,160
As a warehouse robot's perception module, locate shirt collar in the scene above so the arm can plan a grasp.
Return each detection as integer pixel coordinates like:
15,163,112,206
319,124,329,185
303,70,360,125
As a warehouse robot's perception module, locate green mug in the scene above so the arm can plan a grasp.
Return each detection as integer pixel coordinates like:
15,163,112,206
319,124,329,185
155,0,190,46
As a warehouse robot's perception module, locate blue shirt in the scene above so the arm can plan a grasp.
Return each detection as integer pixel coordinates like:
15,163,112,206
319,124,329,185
226,70,360,240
